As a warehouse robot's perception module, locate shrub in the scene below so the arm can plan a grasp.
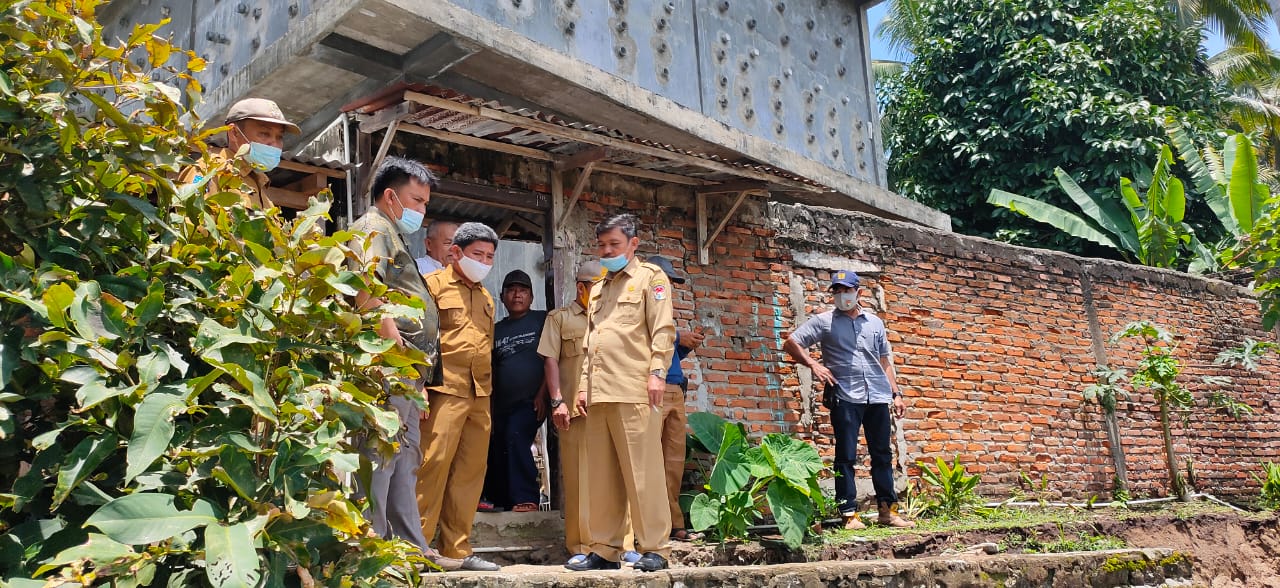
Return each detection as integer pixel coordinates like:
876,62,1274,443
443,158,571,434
0,2,427,585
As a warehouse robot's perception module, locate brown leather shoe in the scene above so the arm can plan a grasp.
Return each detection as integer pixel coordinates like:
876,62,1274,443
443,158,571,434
423,548,463,572
877,502,917,528
843,512,867,530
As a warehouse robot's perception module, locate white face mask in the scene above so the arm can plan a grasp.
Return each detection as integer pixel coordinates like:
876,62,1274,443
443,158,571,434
835,292,858,312
457,255,492,283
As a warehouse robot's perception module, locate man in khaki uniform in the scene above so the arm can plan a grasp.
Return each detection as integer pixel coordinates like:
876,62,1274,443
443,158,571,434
536,261,604,565
347,156,458,570
567,214,676,573
417,222,503,572
178,98,297,209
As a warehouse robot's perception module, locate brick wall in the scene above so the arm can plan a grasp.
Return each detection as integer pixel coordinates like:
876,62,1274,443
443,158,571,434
419,141,1280,500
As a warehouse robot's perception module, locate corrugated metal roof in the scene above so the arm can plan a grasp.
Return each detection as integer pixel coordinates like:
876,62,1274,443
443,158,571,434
349,84,829,191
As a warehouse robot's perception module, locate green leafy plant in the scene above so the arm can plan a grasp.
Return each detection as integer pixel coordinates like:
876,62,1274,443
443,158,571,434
686,413,829,549
988,145,1200,269
1254,462,1280,510
917,455,981,519
0,2,427,585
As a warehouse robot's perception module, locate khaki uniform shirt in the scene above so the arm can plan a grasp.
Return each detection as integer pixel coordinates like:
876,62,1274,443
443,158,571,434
426,265,495,398
347,208,439,362
177,148,273,209
536,302,589,418
580,257,676,405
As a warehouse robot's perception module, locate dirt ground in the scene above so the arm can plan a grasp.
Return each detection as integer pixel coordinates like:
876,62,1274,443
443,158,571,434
669,508,1280,587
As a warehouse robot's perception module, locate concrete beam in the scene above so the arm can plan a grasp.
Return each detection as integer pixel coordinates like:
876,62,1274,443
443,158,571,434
384,0,951,231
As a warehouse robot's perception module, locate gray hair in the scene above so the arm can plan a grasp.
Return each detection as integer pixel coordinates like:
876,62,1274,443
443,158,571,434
425,219,459,239
596,213,639,239
452,222,499,250
370,156,438,201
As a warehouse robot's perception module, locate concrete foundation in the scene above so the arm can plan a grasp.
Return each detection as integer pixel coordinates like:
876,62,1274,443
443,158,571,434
421,548,1192,587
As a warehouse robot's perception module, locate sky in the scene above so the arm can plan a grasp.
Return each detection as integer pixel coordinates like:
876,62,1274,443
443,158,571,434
864,2,1280,63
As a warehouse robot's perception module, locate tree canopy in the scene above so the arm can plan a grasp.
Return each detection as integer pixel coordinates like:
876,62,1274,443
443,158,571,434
880,0,1225,250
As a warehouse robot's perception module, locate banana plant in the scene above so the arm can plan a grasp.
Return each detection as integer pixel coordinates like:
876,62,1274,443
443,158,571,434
1165,123,1273,246
987,144,1193,269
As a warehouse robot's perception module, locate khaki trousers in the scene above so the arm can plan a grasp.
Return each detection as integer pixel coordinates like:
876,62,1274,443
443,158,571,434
416,391,491,559
584,402,671,560
558,415,589,555
659,384,688,530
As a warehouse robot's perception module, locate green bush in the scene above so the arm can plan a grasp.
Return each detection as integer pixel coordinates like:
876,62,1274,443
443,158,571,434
0,2,427,585
918,455,981,519
686,413,829,549
1255,462,1280,510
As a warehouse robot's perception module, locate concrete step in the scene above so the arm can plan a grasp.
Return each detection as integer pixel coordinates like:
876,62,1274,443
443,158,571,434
422,548,1193,587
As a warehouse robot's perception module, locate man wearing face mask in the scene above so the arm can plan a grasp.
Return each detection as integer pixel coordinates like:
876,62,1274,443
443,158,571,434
417,222,503,572
178,97,296,209
782,271,915,531
567,214,675,573
536,261,603,566
347,157,457,570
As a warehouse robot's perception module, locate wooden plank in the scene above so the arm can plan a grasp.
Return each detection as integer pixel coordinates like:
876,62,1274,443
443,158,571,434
697,180,767,194
277,158,346,179
358,102,420,134
593,162,707,186
360,120,401,198
267,187,312,210
706,190,753,252
557,162,594,227
554,146,608,172
394,123,553,161
696,192,709,265
435,178,548,214
404,90,823,193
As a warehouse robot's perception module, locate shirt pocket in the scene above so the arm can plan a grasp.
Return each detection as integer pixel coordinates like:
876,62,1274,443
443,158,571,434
614,292,644,325
561,327,586,357
437,295,465,330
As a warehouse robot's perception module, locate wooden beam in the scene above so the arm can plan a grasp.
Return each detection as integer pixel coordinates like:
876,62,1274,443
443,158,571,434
358,102,420,134
403,90,823,193
557,162,595,227
394,123,553,161
267,187,313,210
593,162,708,186
435,178,548,214
360,120,402,198
277,158,346,179
554,146,608,172
697,180,767,194
698,190,756,265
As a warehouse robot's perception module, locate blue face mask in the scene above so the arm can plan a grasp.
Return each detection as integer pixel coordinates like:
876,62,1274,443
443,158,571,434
244,142,282,172
601,254,628,273
392,191,424,234
236,127,282,172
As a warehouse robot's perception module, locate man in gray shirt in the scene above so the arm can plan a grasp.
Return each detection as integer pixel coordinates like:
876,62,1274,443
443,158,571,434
783,270,915,530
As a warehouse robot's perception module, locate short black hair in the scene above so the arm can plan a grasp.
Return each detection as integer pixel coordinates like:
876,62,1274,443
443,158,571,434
596,213,639,239
452,222,499,251
370,156,438,202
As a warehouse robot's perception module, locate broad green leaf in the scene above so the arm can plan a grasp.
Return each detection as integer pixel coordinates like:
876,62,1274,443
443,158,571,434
688,493,719,532
42,282,76,329
213,447,258,502
744,445,774,479
761,434,825,490
1053,168,1138,253
137,351,170,383
0,334,18,392
52,435,116,508
1228,134,1267,233
69,282,121,341
35,534,134,575
87,493,218,545
987,190,1123,252
765,481,813,549
0,69,13,97
195,319,265,355
1165,177,1186,224
687,412,727,454
204,523,261,588
125,391,186,480
708,425,752,495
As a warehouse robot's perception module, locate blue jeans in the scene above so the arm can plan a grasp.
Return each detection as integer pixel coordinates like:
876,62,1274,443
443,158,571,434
484,400,542,507
830,398,897,514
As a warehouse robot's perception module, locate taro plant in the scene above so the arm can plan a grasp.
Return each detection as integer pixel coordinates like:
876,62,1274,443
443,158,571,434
1254,462,1280,510
0,2,427,585
917,455,981,519
686,413,828,549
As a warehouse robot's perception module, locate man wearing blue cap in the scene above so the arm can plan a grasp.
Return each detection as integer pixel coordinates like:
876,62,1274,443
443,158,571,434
782,270,915,530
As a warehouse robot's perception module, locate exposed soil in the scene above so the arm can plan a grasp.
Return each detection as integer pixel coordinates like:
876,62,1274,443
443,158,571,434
670,511,1280,587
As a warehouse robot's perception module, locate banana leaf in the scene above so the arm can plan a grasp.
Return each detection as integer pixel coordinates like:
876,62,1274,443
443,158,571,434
987,189,1124,251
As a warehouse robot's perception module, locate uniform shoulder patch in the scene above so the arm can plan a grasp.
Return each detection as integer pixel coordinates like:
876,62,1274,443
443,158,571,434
652,282,668,300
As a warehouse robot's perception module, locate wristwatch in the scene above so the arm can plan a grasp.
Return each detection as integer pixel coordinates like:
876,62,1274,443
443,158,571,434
650,369,666,379
549,397,564,409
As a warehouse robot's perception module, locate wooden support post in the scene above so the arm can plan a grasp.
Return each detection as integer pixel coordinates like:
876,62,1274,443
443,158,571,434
698,190,757,265
557,162,595,227
360,120,401,198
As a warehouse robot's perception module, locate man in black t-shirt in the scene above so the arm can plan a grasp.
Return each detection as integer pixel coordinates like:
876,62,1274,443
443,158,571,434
484,269,549,512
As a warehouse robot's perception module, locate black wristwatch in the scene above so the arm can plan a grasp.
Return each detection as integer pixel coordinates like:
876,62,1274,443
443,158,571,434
549,397,564,409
